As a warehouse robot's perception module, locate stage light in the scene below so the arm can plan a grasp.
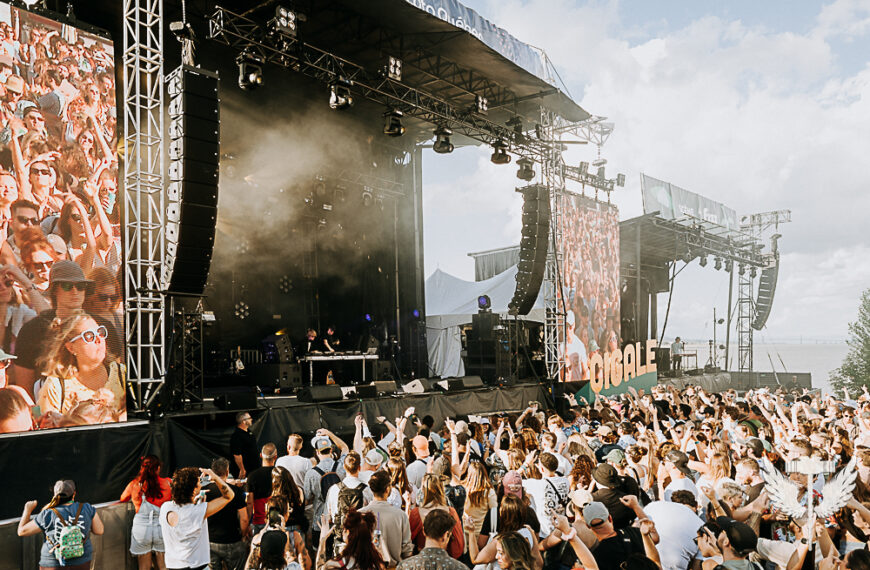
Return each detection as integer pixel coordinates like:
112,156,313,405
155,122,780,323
475,94,488,114
616,173,626,187
714,257,723,271
269,5,298,38
412,309,421,319
365,313,373,322
279,275,292,293
478,295,491,310
516,157,535,181
724,259,733,272
234,301,250,320
361,189,373,207
578,161,589,175
386,56,402,81
699,255,708,267
596,166,606,179
682,250,693,263
329,78,354,110
491,140,511,164
383,109,405,137
750,266,758,278
236,52,263,90
433,126,454,154
738,264,746,276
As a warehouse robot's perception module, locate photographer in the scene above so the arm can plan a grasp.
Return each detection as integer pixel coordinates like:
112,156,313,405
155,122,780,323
245,496,310,570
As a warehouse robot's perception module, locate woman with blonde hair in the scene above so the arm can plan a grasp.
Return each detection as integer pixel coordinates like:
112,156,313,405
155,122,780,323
36,310,126,421
385,457,416,510
408,473,464,558
464,461,497,534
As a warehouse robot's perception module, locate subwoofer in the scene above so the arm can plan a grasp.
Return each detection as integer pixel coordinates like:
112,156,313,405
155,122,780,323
297,385,344,403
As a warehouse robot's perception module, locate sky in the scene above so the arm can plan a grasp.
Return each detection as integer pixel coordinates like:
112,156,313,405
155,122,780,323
421,0,870,343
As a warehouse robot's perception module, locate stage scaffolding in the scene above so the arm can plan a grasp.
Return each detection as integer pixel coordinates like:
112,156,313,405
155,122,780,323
123,0,166,411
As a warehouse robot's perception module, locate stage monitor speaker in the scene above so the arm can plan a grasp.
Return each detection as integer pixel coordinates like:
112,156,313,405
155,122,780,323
402,379,432,394
374,380,397,396
355,384,377,399
165,64,220,295
298,385,344,403
449,375,485,391
214,390,257,411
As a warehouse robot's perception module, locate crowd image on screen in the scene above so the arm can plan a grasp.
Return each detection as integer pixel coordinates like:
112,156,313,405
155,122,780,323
558,194,621,382
18,385,870,569
0,6,124,433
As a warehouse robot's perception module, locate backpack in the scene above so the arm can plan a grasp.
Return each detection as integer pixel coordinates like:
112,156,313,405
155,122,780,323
49,504,85,564
313,461,341,500
332,482,366,556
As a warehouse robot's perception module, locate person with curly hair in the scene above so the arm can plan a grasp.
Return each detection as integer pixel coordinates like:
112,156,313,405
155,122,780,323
160,466,234,570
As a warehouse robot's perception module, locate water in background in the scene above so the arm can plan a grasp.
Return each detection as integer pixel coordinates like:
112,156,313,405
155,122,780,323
683,342,848,394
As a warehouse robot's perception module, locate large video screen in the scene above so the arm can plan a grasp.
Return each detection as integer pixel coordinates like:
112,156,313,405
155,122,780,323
0,4,123,433
557,194,620,382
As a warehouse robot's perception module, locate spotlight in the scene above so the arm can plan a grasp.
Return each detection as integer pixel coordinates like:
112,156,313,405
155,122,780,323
478,295,491,311
361,189,373,207
383,109,405,137
714,257,723,271
616,173,626,187
596,166,606,179
682,250,693,263
738,264,746,276
516,157,535,181
233,301,250,320
432,126,454,154
236,52,263,90
699,256,708,267
364,313,373,322
412,309,421,319
578,161,589,175
329,78,353,110
269,5,297,38
475,94,488,114
386,56,402,81
279,275,292,293
724,259,733,272
490,140,511,165
750,266,758,278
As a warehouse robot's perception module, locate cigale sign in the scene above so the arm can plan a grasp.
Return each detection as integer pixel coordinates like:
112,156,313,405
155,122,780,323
588,339,658,395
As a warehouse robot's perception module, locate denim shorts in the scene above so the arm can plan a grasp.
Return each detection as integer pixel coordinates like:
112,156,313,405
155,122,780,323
130,500,165,556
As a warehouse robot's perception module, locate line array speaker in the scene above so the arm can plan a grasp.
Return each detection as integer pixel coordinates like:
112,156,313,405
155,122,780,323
164,65,220,295
509,184,550,315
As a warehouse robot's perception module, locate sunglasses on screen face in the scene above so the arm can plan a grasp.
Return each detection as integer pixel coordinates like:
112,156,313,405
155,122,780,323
69,325,108,344
58,282,88,292
30,167,51,176
16,215,38,226
97,293,119,302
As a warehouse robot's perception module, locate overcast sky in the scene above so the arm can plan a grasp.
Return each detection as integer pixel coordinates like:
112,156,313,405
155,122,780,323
422,0,870,343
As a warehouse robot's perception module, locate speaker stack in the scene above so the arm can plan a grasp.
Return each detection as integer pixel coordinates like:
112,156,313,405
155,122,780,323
509,184,550,315
164,65,220,294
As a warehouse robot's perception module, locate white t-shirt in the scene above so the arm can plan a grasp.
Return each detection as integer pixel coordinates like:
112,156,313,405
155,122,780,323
543,449,572,476
643,501,704,570
159,501,209,568
522,476,569,536
406,458,429,490
664,476,701,504
275,454,312,488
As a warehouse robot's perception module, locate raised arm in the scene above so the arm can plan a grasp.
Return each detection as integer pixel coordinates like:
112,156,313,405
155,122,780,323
204,468,235,518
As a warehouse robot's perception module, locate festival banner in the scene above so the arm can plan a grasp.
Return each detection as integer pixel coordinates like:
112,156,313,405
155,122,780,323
641,173,738,230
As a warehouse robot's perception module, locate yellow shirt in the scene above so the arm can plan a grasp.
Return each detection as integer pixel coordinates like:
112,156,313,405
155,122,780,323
37,362,126,420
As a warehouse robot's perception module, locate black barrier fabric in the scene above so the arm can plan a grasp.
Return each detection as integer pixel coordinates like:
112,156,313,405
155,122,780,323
0,384,548,519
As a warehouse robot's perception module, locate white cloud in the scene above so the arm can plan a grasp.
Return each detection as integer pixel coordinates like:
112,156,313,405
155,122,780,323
424,0,870,341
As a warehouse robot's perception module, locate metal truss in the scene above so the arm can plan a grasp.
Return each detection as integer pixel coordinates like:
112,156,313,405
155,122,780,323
540,109,566,379
208,7,559,158
123,0,166,411
169,305,204,406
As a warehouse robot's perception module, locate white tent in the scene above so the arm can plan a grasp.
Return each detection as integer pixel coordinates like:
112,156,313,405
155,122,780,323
425,265,545,377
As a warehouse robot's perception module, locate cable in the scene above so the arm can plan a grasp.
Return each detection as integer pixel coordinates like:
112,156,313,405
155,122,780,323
658,263,676,342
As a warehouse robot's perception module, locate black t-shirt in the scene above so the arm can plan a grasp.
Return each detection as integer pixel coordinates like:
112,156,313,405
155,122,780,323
479,504,541,536
16,309,123,370
247,465,273,500
230,427,259,476
205,481,247,544
591,527,645,568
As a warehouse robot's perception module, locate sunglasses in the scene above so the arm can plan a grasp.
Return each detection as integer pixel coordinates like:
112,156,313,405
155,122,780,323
30,168,51,176
97,293,119,302
58,282,88,292
30,261,53,270
69,325,108,344
16,215,38,225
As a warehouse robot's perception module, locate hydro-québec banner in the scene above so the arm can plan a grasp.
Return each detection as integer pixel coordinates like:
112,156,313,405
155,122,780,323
641,173,739,230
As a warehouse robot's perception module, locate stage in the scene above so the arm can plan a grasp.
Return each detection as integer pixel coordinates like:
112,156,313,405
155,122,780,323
0,382,548,520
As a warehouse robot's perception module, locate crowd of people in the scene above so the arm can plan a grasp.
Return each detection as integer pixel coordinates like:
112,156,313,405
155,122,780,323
0,9,124,433
17,383,870,569
558,193,621,382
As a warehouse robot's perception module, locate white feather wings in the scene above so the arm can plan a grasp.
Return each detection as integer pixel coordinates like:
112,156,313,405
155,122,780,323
759,457,857,520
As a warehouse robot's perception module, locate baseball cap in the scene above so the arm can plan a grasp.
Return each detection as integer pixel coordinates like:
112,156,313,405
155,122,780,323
570,488,593,509
53,479,76,497
454,420,470,435
312,436,332,452
664,449,693,477
412,435,429,457
596,425,613,437
604,448,626,465
582,501,610,526
365,448,384,468
715,516,758,553
4,74,23,94
501,470,523,498
259,529,288,558
50,260,93,285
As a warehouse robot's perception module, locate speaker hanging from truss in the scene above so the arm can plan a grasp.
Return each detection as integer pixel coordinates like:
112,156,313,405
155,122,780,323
509,184,550,315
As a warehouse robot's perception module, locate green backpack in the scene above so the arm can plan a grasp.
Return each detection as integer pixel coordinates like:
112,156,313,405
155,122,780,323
50,503,85,564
